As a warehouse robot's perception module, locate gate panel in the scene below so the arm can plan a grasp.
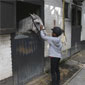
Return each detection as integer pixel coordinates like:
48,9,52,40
12,34,44,85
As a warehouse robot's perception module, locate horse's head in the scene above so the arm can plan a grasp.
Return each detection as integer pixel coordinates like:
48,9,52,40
18,14,44,34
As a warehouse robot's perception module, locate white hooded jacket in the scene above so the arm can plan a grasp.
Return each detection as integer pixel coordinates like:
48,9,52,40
40,30,62,58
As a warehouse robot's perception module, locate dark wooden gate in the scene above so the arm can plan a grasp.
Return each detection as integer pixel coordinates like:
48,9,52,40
12,34,44,85
71,5,82,53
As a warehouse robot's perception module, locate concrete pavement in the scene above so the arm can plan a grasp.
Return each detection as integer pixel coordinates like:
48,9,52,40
69,68,85,85
64,67,85,85
64,50,85,85
26,50,85,85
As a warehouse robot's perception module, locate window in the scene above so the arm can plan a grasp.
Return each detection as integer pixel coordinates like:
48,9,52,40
64,2,69,18
0,1,16,34
73,0,82,5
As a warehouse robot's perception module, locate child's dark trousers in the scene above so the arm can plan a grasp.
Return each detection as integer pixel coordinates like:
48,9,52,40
50,57,60,85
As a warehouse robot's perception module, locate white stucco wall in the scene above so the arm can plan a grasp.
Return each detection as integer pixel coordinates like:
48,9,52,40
44,0,71,56
64,0,71,50
64,21,71,50
45,0,62,30
0,35,12,80
81,1,85,41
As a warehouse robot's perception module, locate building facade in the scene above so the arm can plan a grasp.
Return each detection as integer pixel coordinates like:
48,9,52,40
0,0,85,85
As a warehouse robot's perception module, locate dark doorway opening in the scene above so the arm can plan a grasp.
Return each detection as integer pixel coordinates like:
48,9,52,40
16,1,42,29
71,5,82,52
16,1,41,22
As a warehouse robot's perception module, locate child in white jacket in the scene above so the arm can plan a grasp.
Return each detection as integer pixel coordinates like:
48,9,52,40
40,25,63,85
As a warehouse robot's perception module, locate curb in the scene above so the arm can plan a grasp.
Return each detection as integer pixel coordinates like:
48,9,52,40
63,67,83,85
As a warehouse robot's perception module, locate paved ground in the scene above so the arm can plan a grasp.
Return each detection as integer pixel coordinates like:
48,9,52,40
26,74,51,85
64,50,85,85
26,50,85,85
71,50,85,64
68,68,85,85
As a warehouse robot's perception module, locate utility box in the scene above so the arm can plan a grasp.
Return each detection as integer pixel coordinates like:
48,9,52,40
0,0,16,34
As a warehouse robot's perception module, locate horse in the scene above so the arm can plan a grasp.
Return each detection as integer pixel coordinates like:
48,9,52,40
18,14,44,34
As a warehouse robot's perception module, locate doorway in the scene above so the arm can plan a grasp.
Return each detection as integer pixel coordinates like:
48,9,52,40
12,1,44,85
71,5,82,51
